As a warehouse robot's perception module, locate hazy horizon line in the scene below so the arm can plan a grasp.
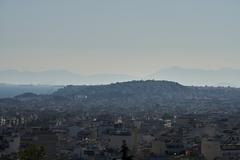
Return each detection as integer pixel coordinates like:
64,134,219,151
1,66,240,76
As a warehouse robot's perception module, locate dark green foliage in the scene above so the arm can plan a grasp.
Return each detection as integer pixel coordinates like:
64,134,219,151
162,113,173,120
18,144,46,160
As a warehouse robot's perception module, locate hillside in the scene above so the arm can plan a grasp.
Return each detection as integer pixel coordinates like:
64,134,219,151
1,80,240,109
52,80,240,108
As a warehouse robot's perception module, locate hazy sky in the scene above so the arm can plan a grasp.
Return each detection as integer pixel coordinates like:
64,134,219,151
1,0,240,76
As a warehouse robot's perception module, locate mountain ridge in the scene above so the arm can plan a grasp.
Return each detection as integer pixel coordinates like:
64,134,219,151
1,80,240,110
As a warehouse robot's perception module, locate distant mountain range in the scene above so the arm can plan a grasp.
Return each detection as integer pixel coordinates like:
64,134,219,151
0,67,240,87
0,70,136,98
0,70,137,85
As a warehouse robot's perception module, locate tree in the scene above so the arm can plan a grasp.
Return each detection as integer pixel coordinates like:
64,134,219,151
18,144,46,160
120,140,133,160
162,113,173,120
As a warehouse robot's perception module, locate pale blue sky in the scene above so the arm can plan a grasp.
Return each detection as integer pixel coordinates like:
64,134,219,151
1,0,240,76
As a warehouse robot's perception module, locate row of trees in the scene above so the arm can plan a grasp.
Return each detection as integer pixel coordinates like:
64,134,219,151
16,140,132,160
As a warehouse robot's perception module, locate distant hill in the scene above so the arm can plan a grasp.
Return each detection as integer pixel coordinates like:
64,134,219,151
0,84,62,98
54,80,240,99
52,80,240,108
1,80,240,109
